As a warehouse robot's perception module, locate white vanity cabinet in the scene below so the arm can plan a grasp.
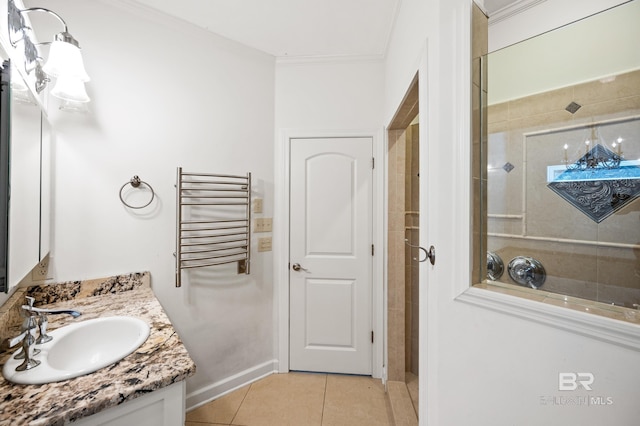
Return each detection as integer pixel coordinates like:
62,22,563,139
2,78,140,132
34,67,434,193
70,381,186,426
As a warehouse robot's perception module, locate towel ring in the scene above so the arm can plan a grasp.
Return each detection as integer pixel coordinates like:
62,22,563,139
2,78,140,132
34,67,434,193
119,175,155,209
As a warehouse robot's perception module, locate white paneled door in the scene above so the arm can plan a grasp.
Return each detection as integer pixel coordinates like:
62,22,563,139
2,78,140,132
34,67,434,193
289,137,373,375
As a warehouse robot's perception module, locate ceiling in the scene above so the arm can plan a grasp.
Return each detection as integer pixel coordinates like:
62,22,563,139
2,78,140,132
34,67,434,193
128,0,519,58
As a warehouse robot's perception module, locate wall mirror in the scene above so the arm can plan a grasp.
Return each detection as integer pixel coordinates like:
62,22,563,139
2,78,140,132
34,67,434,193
473,0,640,318
0,40,51,294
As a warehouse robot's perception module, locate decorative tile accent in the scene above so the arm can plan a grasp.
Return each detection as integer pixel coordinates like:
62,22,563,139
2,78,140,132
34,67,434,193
548,178,640,222
565,101,582,114
502,162,515,173
548,145,640,223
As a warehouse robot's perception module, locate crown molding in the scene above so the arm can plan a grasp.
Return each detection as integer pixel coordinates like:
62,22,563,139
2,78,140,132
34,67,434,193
275,53,385,66
488,0,547,25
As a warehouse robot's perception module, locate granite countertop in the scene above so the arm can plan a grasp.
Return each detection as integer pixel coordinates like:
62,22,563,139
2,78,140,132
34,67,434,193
0,272,196,426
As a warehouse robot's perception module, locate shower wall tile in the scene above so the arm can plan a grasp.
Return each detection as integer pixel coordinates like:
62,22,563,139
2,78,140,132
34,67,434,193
487,130,523,217
405,301,412,369
597,284,640,309
411,124,420,209
388,307,405,381
396,136,407,173
389,115,421,381
595,246,640,290
487,217,523,236
472,81,482,181
508,86,573,120
487,103,508,125
405,175,412,212
484,69,640,307
573,70,640,105
507,109,574,131
576,95,640,120
388,127,407,382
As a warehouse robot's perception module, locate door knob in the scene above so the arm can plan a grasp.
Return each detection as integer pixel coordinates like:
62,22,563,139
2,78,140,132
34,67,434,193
291,263,308,272
404,239,436,265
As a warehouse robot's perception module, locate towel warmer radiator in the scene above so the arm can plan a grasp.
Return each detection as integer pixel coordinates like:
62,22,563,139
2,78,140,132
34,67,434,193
175,167,251,287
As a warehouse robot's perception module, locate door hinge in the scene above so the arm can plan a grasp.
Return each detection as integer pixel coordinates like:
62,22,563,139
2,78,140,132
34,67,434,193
371,331,374,343
372,157,375,169
371,244,374,256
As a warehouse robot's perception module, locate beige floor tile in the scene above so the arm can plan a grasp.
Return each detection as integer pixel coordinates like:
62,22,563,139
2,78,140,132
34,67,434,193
186,384,250,424
231,372,326,426
322,375,393,426
186,423,228,426
387,381,418,426
405,372,419,416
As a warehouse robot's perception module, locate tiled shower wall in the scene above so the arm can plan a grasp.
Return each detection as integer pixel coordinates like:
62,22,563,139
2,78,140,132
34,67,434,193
485,69,640,307
388,128,407,382
405,124,419,377
388,122,420,381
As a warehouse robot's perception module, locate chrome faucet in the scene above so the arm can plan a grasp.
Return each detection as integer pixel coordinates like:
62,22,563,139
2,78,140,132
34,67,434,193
7,310,40,371
6,296,81,371
21,298,82,344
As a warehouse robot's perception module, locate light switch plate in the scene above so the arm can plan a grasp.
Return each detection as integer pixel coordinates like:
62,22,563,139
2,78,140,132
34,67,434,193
254,218,272,232
253,198,263,213
258,237,272,252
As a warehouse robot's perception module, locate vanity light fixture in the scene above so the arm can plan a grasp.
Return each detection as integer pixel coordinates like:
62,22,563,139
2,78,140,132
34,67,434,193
7,0,90,104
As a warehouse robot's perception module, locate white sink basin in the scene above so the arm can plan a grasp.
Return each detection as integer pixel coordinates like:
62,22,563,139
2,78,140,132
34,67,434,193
2,316,150,385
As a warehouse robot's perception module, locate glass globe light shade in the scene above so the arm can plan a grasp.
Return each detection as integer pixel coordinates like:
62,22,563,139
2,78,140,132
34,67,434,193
42,37,90,82
51,75,90,103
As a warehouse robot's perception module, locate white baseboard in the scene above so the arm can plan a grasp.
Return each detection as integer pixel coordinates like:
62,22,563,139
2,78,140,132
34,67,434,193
185,359,278,411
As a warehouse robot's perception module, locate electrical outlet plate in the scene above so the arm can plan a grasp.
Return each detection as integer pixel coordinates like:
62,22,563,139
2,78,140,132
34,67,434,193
31,258,50,281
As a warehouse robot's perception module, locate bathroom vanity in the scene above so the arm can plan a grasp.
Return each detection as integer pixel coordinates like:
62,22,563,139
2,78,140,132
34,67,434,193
0,272,196,425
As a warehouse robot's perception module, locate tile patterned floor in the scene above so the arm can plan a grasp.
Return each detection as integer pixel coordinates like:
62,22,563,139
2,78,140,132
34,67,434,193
186,372,394,426
405,372,419,416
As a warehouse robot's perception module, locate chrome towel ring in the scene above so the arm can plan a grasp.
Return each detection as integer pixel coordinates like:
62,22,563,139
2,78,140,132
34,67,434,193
119,175,155,209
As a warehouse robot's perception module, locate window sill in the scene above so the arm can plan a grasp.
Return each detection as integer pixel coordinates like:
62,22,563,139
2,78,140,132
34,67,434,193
456,282,640,351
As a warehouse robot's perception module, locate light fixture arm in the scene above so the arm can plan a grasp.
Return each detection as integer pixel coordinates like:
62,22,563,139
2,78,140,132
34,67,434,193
13,7,81,49
17,7,69,34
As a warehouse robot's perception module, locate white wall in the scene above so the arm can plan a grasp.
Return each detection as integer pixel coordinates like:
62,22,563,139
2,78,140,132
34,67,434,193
384,0,640,425
276,58,385,130
28,0,276,406
273,57,386,374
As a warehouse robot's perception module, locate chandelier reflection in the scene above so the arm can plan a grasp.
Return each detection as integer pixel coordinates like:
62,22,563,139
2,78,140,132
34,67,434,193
563,126,623,171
